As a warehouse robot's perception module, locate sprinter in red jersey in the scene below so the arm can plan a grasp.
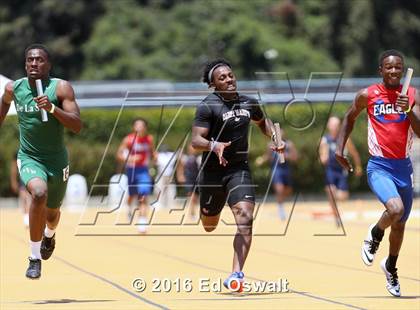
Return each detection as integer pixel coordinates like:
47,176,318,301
336,50,420,297
117,118,156,233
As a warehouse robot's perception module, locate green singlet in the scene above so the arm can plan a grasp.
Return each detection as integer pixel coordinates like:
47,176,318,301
14,77,69,209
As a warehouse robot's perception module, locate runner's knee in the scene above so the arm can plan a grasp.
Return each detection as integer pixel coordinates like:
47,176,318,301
31,187,47,204
386,199,404,222
235,208,253,235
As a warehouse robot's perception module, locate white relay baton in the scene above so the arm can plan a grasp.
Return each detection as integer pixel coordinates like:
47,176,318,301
273,122,286,163
35,79,48,122
401,68,413,96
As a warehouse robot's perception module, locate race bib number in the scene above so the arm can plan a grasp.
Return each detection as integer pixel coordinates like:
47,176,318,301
63,165,70,182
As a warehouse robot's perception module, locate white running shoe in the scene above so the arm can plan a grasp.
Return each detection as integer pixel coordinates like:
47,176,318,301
380,258,401,297
361,224,380,266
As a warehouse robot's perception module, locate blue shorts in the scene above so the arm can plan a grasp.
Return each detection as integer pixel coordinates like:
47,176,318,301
125,167,153,196
272,166,292,186
325,168,348,191
367,156,413,222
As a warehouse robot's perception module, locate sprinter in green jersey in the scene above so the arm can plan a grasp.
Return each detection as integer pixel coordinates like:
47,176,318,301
0,44,82,279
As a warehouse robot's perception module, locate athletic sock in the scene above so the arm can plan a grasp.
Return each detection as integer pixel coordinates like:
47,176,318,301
30,241,42,259
137,217,148,233
277,203,286,220
386,255,398,273
371,224,384,242
44,226,56,238
23,214,29,227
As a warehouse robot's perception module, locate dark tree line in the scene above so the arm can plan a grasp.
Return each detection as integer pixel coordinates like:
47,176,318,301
0,0,418,81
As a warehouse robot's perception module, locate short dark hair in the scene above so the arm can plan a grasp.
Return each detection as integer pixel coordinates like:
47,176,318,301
379,49,404,67
133,117,148,127
202,59,232,85
25,44,51,61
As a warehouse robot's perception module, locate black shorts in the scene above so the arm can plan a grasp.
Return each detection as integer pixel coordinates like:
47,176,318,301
199,162,255,216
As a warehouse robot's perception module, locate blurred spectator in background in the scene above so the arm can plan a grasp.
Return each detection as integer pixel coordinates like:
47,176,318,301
177,143,201,220
256,128,298,220
319,116,362,226
411,137,420,197
117,118,156,233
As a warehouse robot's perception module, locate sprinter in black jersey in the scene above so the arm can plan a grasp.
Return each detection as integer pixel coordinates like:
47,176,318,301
192,59,285,290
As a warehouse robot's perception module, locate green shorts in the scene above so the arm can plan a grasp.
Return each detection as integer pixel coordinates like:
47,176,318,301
17,151,69,209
